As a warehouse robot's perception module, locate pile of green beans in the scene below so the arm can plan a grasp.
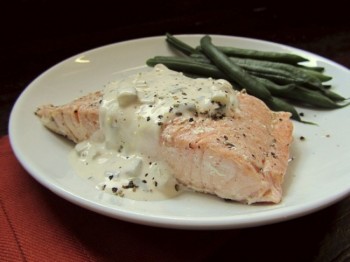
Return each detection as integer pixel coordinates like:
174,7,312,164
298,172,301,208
146,33,349,122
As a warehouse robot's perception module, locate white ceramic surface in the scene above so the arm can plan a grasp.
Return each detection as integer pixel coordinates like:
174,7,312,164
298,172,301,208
9,35,350,229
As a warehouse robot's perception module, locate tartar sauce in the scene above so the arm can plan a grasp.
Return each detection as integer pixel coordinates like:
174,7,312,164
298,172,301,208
70,64,238,200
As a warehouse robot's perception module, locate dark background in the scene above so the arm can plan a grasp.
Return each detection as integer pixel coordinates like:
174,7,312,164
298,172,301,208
2,1,350,136
1,1,350,261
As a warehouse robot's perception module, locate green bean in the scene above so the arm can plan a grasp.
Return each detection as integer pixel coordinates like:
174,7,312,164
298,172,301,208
270,85,348,109
245,70,345,101
251,77,347,108
246,70,321,89
190,53,212,64
200,35,272,102
265,97,304,122
254,75,348,108
197,45,308,64
298,68,332,82
251,77,298,94
146,56,226,79
231,57,332,82
320,88,347,102
297,64,325,72
165,33,197,56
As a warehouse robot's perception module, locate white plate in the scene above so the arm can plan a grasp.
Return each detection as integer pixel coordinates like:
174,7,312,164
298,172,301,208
9,35,350,230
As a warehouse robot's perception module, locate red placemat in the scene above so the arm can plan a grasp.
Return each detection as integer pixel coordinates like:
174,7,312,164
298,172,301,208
0,136,239,261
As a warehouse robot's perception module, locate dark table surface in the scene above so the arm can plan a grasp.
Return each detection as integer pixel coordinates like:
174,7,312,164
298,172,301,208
1,1,350,261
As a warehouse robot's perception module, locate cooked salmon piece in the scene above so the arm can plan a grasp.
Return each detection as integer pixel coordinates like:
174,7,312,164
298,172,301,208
35,91,101,143
161,92,293,204
36,90,293,204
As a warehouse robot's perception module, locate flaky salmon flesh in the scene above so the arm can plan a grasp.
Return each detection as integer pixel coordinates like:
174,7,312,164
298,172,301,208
36,91,293,204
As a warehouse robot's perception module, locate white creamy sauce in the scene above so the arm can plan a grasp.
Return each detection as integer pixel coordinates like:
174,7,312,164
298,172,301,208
69,64,238,200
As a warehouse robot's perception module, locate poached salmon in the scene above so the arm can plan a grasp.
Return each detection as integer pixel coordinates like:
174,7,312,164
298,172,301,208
36,68,293,204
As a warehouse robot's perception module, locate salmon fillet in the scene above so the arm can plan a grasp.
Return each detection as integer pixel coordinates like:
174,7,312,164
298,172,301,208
36,90,293,204
161,93,293,203
35,91,101,143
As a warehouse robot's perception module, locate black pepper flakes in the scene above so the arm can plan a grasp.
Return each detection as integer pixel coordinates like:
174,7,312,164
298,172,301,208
112,187,118,193
225,142,235,149
300,136,306,141
122,180,138,189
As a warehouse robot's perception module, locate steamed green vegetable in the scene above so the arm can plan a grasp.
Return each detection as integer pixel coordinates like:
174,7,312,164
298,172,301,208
197,45,309,64
200,35,273,102
146,33,349,123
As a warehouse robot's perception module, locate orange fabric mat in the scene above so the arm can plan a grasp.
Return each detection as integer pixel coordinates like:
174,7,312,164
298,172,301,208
0,136,239,261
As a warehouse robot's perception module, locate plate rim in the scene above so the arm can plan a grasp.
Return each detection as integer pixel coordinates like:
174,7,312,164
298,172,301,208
8,34,350,230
